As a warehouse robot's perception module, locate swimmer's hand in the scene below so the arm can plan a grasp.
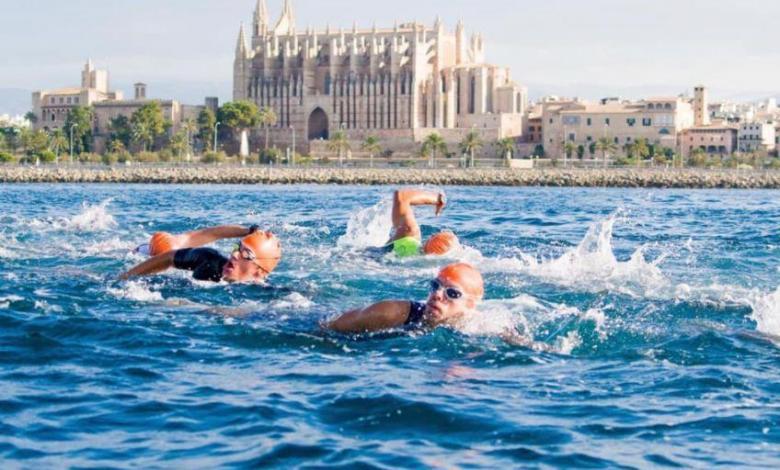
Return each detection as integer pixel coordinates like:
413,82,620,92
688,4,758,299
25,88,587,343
435,193,447,216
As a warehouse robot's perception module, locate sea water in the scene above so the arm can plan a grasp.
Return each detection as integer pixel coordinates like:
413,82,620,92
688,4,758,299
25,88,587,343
0,184,778,468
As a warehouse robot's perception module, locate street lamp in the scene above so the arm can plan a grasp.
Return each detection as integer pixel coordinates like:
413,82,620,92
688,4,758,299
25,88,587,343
213,122,221,153
289,125,296,167
69,124,78,164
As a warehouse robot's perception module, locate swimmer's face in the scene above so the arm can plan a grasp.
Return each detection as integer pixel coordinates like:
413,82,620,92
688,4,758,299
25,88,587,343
425,276,478,327
223,233,281,283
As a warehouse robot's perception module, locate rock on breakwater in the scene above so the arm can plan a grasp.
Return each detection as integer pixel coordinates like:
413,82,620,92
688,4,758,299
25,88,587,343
1,166,779,188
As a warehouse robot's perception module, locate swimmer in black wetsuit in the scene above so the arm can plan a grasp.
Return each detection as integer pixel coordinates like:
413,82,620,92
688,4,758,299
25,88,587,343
325,263,484,333
120,226,282,283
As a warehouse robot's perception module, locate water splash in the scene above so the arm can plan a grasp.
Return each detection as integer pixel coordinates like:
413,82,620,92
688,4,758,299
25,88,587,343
63,199,117,232
337,198,392,249
750,286,780,337
107,281,163,303
522,215,670,298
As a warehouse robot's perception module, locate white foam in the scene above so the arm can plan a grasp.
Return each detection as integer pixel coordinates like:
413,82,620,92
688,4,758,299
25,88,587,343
82,237,134,256
269,292,315,310
337,198,393,249
751,286,780,337
520,215,670,298
63,199,117,232
108,281,163,302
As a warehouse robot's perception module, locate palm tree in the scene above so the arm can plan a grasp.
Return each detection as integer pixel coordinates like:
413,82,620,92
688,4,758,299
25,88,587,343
361,135,382,168
181,118,197,162
49,129,68,163
563,141,576,166
24,111,38,126
632,138,650,168
132,120,153,152
327,130,350,167
259,107,278,150
460,131,483,168
496,137,515,166
422,133,447,168
596,137,617,168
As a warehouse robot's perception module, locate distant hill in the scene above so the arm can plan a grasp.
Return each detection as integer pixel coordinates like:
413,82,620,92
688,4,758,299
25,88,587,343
0,88,31,116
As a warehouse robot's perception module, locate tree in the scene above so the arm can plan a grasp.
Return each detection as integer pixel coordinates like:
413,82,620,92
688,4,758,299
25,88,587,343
596,136,618,168
49,129,68,161
361,135,382,168
422,133,447,168
63,106,94,155
197,108,216,151
109,115,133,149
632,138,650,167
24,111,38,125
588,142,596,159
168,129,189,159
460,131,483,168
131,101,167,152
327,130,350,166
563,141,576,162
496,137,515,163
20,128,49,156
181,118,197,161
689,147,707,167
258,106,278,150
576,144,585,160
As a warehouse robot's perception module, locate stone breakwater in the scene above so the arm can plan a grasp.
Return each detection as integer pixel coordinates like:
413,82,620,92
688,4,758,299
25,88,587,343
1,166,779,188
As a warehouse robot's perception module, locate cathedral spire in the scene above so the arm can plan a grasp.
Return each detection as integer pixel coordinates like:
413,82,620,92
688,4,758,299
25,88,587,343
235,23,248,58
274,0,295,35
254,0,268,36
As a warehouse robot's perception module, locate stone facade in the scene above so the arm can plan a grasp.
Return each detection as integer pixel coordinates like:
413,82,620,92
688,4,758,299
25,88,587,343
680,125,738,158
233,0,527,155
541,97,694,158
32,60,123,131
737,121,776,154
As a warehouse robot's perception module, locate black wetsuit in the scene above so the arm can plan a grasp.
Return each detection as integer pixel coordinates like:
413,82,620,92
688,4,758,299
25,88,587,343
405,301,426,327
173,248,228,282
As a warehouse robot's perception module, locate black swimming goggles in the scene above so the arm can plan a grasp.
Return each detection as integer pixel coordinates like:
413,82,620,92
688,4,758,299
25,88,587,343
429,279,465,300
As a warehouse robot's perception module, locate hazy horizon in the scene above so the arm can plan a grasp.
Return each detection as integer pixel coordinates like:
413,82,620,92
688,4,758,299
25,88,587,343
2,0,778,114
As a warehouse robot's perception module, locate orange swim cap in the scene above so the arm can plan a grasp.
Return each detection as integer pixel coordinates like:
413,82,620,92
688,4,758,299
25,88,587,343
242,231,282,275
423,231,458,256
437,263,484,298
149,232,175,256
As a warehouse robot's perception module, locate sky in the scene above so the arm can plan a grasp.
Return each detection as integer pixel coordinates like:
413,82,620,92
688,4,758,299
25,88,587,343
1,0,779,114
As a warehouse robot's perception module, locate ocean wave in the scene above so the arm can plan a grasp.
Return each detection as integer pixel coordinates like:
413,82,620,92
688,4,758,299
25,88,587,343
107,281,164,303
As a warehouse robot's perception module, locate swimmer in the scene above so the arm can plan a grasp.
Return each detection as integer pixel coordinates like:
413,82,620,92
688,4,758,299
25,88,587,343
120,225,281,283
326,263,483,333
385,188,459,257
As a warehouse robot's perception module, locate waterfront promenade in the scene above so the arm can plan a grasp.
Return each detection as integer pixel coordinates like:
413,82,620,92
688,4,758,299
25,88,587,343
1,166,779,188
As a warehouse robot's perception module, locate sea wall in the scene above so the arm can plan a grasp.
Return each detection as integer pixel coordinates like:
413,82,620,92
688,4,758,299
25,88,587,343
1,166,779,188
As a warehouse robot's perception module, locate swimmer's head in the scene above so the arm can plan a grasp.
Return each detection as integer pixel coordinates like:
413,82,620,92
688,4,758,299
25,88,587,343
149,232,176,257
223,231,282,283
425,263,484,327
423,231,459,256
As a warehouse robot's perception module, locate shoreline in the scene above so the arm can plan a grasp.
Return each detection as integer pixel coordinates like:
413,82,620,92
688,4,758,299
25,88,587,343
1,166,779,189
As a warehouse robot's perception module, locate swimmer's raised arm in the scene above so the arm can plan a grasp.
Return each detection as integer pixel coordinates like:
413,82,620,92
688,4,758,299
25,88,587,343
391,189,446,242
119,251,177,280
325,300,412,334
179,224,259,249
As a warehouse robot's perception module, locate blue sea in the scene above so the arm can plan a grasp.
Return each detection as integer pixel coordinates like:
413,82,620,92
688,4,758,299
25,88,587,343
0,184,779,468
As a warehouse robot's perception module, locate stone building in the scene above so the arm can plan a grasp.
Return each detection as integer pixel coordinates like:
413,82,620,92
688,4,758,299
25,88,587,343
737,121,776,154
541,96,694,159
233,0,527,155
32,60,123,131
31,62,211,153
680,125,738,158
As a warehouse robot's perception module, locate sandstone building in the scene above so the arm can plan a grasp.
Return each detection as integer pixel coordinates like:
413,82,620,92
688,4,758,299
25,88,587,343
233,0,527,155
32,60,123,131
